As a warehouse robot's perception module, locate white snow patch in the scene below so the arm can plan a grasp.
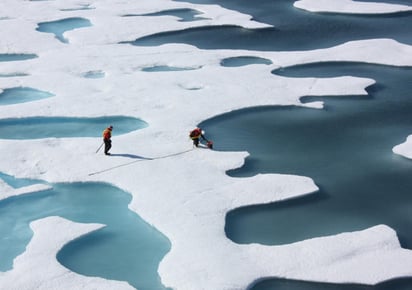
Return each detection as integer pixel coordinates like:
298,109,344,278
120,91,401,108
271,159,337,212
0,181,51,200
294,0,412,14
393,135,412,159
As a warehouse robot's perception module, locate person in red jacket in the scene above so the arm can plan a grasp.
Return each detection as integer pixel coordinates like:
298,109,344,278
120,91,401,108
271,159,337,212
102,125,113,155
189,127,213,149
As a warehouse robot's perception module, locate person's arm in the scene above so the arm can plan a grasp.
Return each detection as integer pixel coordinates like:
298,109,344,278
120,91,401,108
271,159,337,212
201,134,208,142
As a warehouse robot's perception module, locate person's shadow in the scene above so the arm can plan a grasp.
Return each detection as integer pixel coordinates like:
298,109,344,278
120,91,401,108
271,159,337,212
109,153,152,160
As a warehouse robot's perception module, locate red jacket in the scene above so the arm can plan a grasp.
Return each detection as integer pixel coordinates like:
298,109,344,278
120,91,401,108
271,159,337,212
189,128,202,140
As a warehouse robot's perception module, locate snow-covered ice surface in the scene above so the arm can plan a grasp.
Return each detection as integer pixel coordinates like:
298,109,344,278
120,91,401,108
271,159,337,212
1,0,412,289
0,180,51,200
393,135,412,160
295,0,412,14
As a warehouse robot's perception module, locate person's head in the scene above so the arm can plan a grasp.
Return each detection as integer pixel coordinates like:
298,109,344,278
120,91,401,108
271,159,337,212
109,125,113,131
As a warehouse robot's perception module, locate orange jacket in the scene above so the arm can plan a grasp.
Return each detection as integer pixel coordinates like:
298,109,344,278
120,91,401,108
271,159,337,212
103,127,112,140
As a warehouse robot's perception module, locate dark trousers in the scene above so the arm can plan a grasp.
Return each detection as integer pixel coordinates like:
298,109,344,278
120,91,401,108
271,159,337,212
193,138,200,147
104,139,112,154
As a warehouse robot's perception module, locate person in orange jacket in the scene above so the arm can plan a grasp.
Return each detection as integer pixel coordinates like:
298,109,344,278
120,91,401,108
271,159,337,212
102,125,113,155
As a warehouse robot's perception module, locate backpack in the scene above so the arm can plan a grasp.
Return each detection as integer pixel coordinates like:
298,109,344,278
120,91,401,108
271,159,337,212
190,128,200,138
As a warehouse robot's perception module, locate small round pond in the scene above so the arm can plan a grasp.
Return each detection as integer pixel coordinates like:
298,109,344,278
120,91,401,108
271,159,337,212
220,56,272,67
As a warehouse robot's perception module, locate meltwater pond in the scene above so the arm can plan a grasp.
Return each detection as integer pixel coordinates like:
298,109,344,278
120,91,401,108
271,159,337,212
0,176,171,290
0,87,53,105
0,116,147,139
220,56,272,67
36,17,91,43
0,54,37,62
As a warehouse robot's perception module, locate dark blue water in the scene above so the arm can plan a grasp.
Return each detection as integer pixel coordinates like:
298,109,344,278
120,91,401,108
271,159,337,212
0,177,170,290
0,116,147,139
129,0,412,50
251,277,412,290
201,62,412,245
200,61,412,289
36,17,91,43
